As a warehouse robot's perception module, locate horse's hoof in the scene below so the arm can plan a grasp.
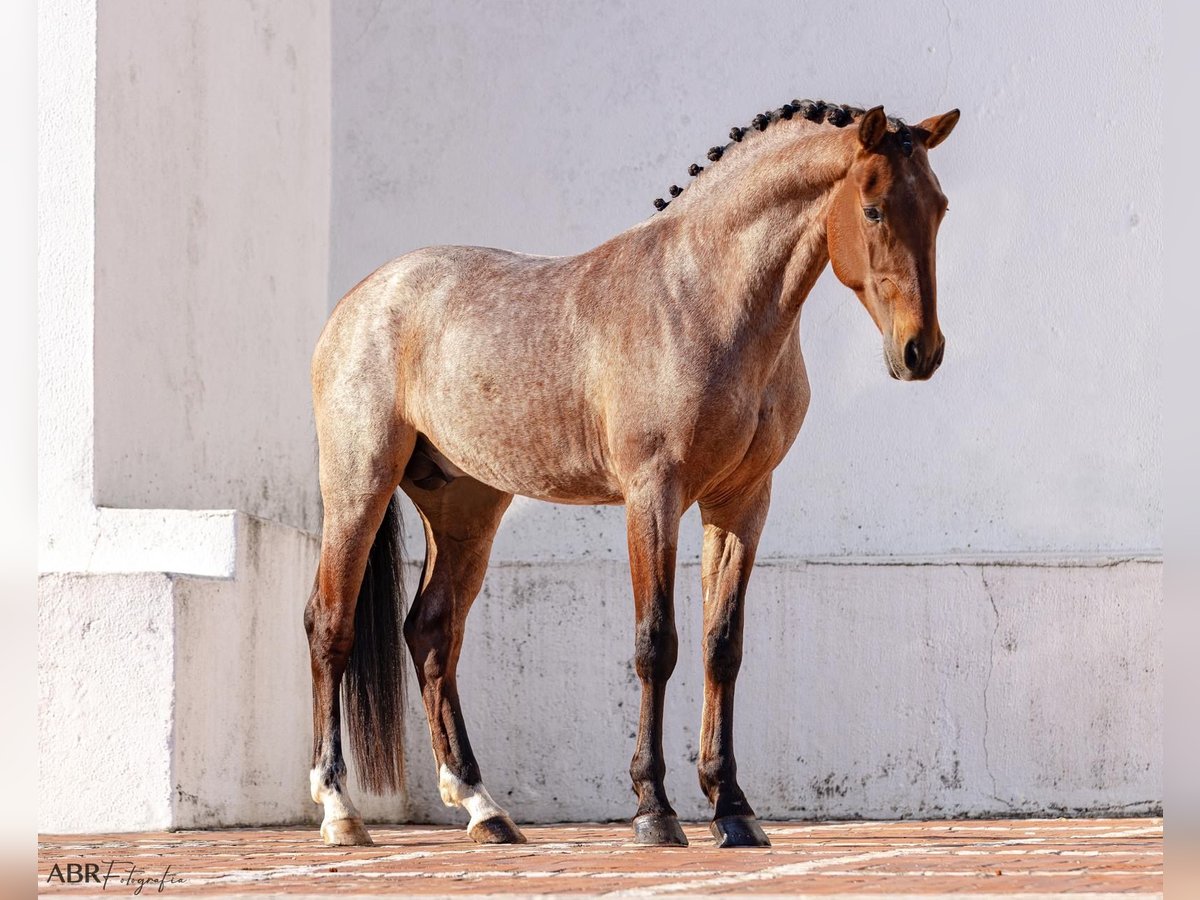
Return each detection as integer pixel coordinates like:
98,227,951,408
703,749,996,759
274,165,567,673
321,816,374,846
633,813,689,846
710,815,771,848
468,814,528,844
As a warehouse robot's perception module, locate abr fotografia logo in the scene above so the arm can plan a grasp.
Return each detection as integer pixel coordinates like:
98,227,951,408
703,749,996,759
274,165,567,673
44,860,185,894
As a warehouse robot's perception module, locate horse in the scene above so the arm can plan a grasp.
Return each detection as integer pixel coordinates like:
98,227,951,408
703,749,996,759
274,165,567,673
304,98,960,849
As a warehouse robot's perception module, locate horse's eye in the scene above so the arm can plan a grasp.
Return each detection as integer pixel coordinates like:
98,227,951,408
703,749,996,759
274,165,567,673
863,206,882,223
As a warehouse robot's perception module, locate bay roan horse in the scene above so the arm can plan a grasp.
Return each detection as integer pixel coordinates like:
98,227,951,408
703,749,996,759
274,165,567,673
305,99,959,848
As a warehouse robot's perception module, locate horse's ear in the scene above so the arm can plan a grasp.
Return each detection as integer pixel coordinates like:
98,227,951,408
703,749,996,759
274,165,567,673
913,109,960,150
858,106,887,152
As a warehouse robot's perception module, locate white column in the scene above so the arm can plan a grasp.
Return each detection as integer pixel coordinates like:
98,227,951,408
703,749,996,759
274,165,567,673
37,0,365,832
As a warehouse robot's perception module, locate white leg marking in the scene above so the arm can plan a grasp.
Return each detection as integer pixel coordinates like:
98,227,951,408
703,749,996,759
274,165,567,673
310,767,363,823
438,764,509,830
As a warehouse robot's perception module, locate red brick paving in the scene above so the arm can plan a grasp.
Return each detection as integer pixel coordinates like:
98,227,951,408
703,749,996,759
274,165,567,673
37,818,1162,897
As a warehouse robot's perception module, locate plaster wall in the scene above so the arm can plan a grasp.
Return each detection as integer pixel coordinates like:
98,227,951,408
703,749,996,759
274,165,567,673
38,516,329,832
38,0,101,571
91,0,331,534
39,572,177,832
332,0,1162,563
37,550,1161,832
397,558,1160,825
37,0,337,833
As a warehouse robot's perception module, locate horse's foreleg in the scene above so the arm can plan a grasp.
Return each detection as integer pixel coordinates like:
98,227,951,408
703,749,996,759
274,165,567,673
625,481,687,846
402,477,524,844
697,478,772,847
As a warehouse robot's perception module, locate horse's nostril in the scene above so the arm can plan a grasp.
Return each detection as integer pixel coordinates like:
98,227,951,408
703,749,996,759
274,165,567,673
904,339,921,372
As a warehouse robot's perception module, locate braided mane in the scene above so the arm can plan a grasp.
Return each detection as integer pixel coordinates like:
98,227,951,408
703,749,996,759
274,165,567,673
651,99,912,213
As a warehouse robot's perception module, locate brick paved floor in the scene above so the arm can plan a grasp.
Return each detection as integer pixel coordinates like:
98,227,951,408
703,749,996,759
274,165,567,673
37,818,1162,898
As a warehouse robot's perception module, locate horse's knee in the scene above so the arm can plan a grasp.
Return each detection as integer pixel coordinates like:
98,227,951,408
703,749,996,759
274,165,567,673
634,616,678,682
702,631,743,683
402,594,453,646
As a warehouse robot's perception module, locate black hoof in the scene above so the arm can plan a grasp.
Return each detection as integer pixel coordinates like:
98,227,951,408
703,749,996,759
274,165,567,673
632,813,689,846
468,814,528,844
710,815,771,848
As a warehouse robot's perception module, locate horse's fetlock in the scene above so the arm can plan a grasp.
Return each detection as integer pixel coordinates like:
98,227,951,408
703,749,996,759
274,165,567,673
310,760,348,804
630,751,666,787
697,756,735,796
437,767,465,806
713,787,754,819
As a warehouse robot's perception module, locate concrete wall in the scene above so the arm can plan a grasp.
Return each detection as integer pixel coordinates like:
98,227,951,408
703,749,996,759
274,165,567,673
400,557,1160,825
92,0,331,534
37,0,336,832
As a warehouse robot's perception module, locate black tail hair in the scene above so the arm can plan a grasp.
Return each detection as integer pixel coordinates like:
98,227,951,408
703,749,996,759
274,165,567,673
343,493,407,794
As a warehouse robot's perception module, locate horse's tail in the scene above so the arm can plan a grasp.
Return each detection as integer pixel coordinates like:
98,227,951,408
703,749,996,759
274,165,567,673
343,493,407,795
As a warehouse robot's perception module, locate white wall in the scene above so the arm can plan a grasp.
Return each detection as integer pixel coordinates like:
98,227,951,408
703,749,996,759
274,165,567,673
38,0,100,572
327,0,1162,823
400,558,1160,825
37,0,336,832
332,0,1162,562
39,516,329,832
38,0,1161,832
92,0,331,534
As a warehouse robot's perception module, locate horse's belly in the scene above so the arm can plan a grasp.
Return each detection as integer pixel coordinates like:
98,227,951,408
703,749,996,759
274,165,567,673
417,414,622,505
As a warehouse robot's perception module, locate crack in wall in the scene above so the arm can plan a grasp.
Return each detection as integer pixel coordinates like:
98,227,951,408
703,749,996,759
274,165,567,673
937,0,955,109
480,554,1161,570
350,0,385,49
977,567,1014,811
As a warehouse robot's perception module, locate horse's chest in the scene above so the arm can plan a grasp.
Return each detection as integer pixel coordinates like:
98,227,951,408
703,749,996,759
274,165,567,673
684,347,811,490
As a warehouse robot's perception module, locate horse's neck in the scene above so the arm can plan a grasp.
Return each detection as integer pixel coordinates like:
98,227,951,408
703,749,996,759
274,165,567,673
652,128,852,369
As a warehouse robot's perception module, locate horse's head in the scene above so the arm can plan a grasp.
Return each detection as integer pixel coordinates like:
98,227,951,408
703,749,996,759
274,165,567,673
827,106,959,381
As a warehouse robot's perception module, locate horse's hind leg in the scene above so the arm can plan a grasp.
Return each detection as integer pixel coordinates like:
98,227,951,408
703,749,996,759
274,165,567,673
306,480,403,843
696,478,773,847
401,475,524,844
305,383,414,845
